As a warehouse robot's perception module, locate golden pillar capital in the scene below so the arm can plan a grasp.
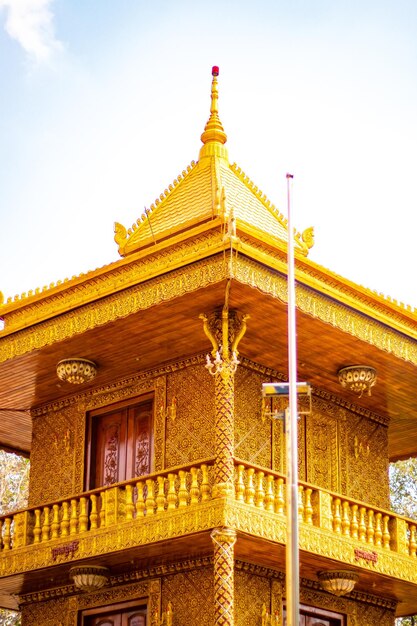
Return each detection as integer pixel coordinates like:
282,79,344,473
201,308,249,497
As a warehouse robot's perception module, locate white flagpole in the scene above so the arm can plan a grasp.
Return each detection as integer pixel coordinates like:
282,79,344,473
285,172,300,626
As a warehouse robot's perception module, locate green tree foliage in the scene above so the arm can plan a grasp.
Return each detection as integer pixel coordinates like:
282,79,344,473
0,450,29,626
391,458,417,626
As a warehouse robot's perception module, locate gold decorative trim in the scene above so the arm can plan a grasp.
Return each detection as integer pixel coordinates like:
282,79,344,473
234,560,284,580
0,500,227,579
0,230,224,326
223,500,417,585
300,578,398,611
234,256,417,362
2,255,417,370
31,355,206,418
19,558,214,605
238,233,417,324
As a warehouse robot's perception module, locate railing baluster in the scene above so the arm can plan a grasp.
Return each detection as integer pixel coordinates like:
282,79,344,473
167,474,178,510
235,465,245,502
245,468,255,505
332,498,342,534
409,524,417,557
358,506,367,542
341,501,350,537
374,512,382,546
255,471,265,509
3,518,12,550
41,507,50,542
79,497,88,532
274,478,285,514
145,479,156,515
156,476,166,512
366,509,375,544
90,494,99,529
135,481,145,517
382,514,391,549
265,475,274,512
100,492,106,528
61,502,70,537
201,464,210,501
304,488,313,525
70,499,78,535
51,504,60,539
190,467,199,505
298,486,305,523
178,471,188,507
125,485,135,521
351,504,359,539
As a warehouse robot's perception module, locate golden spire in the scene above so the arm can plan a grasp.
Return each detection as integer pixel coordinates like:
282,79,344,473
199,66,229,161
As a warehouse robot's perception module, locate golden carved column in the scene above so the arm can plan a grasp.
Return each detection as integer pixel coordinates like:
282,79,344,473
211,527,237,626
201,308,249,497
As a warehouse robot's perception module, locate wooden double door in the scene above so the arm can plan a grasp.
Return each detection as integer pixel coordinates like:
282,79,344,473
84,610,145,626
82,602,147,626
284,605,344,626
87,397,153,489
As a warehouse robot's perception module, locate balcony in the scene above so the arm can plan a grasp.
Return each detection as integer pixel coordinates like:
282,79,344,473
0,459,416,614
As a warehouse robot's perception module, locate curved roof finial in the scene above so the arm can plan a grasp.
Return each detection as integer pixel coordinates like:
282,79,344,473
199,66,228,160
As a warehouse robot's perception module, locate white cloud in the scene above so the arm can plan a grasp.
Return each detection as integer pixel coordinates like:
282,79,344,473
0,0,61,62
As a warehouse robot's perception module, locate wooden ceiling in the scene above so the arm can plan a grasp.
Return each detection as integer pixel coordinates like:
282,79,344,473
0,278,416,460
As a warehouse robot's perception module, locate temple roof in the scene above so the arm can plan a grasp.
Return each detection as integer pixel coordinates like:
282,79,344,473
114,67,314,258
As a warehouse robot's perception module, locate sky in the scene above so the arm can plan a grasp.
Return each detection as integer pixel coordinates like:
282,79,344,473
1,0,417,309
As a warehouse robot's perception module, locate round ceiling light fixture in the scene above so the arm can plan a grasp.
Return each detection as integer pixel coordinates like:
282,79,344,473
56,358,97,385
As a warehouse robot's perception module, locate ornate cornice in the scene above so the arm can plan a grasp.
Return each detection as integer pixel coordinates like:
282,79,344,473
234,256,417,362
238,234,417,329
31,354,388,427
234,559,285,580
31,354,205,417
19,556,213,605
0,229,225,330
300,576,397,610
2,254,417,370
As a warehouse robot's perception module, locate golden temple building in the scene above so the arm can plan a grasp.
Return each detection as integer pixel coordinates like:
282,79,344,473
1,67,417,625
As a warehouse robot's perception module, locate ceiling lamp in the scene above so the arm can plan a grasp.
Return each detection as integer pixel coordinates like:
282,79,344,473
317,570,358,596
70,565,109,592
338,365,376,397
57,358,97,385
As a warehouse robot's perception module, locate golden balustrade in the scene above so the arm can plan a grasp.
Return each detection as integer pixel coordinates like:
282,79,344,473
0,460,214,552
1,457,417,567
232,459,417,558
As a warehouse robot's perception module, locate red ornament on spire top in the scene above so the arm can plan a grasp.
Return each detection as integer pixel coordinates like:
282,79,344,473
212,66,219,76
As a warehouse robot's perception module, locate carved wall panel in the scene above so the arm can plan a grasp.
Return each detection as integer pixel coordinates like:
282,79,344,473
306,399,341,492
21,596,68,626
235,567,271,626
344,412,389,509
235,367,272,468
29,374,166,506
165,364,215,466
161,566,214,625
29,405,79,506
21,579,161,626
304,396,389,508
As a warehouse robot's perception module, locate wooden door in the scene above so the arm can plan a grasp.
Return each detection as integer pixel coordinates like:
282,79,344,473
88,399,153,489
85,609,146,625
283,607,343,626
